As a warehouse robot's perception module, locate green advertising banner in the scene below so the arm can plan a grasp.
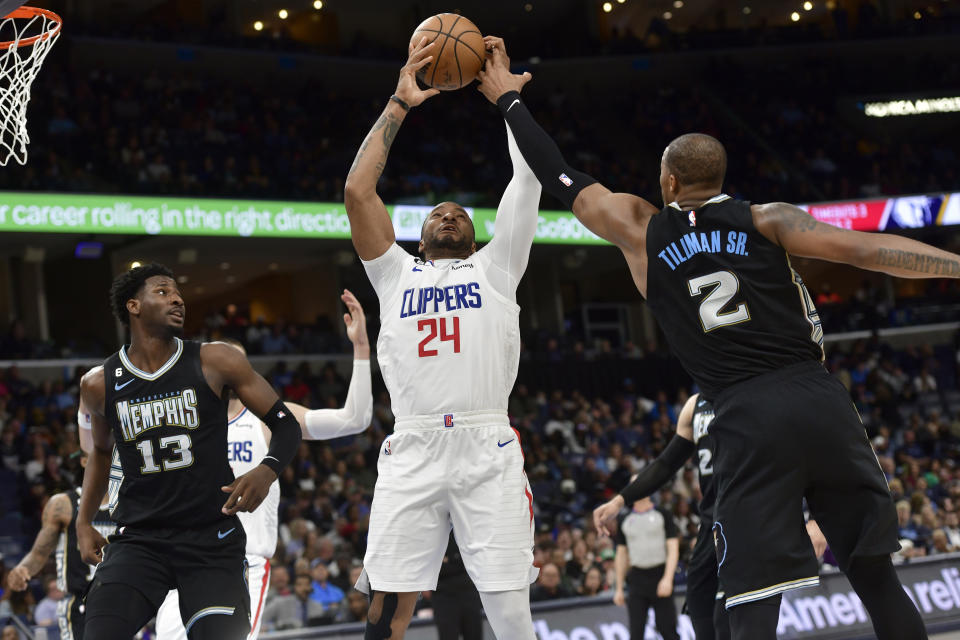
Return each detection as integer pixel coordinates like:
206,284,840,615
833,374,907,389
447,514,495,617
0,192,608,245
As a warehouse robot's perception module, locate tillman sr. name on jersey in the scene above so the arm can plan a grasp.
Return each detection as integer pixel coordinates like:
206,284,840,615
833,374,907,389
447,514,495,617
115,388,200,441
656,229,750,271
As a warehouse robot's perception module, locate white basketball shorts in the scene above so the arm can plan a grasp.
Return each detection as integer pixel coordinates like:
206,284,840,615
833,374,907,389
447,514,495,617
362,411,538,593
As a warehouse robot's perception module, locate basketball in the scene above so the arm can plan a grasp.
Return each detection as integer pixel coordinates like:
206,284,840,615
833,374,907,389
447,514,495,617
409,13,485,91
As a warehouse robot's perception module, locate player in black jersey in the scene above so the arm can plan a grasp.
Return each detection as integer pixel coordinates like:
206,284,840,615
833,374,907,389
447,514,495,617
5,451,116,640
476,38,960,640
76,263,303,640
593,395,826,640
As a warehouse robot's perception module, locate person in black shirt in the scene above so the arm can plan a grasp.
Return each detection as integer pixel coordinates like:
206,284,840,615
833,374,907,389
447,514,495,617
613,496,679,640
475,37,952,640
76,264,302,639
432,534,483,640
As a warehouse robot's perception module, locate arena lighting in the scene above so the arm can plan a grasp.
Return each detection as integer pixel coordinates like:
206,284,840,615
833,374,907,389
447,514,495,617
803,1,813,9
742,6,752,14
313,0,322,8
253,20,264,31
914,10,922,18
278,9,288,19
130,261,142,269
74,241,102,259
663,11,673,19
524,3,533,11
673,0,684,8
864,96,960,117
791,11,801,20
602,2,612,12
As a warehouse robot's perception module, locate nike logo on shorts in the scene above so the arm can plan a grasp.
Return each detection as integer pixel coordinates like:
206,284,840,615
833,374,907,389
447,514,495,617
218,527,235,540
114,379,134,391
497,439,514,448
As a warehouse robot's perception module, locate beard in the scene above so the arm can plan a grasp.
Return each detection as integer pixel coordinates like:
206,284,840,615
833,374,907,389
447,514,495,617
424,231,473,255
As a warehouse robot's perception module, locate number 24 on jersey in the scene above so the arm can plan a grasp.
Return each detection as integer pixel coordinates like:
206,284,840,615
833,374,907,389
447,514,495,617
418,316,461,357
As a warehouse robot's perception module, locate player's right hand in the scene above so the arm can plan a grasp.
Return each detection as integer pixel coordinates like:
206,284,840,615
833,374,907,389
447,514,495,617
396,37,441,108
613,588,625,607
593,495,624,537
6,565,30,591
342,289,369,351
77,523,108,565
476,36,532,104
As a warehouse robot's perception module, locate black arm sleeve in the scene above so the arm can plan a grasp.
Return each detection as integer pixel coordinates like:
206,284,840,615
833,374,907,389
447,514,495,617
619,434,695,504
260,399,303,475
496,91,597,210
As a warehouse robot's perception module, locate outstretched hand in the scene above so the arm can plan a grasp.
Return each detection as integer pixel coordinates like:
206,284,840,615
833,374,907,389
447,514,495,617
396,37,441,108
593,494,625,537
477,36,532,104
341,289,370,356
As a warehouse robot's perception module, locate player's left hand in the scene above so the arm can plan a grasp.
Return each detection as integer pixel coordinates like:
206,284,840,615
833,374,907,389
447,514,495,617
342,289,369,351
806,519,827,559
221,464,277,515
656,576,673,598
476,36,532,104
593,495,624,537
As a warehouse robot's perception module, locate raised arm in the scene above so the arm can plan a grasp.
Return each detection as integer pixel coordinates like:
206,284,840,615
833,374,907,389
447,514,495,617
344,38,439,260
76,368,112,565
477,38,658,251
593,394,698,536
286,290,373,440
753,202,960,278
479,121,542,300
201,343,301,514
7,493,72,590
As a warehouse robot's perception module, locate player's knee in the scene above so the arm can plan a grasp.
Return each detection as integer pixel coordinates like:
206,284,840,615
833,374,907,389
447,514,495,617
366,591,415,639
186,610,250,640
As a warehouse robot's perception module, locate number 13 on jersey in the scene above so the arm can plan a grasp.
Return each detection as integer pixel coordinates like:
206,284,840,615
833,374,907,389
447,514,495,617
418,316,461,357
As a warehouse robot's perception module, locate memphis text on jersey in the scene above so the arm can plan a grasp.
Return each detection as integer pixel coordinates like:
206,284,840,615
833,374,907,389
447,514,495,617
400,282,482,318
657,230,750,271
115,388,200,441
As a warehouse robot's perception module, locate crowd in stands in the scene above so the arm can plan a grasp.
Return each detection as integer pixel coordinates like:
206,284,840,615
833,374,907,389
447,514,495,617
0,329,959,631
1,15,957,214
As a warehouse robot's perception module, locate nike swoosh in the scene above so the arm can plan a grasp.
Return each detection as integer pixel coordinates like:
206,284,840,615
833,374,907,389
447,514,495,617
218,527,235,540
497,439,514,448
412,266,422,272
114,379,134,391
506,99,520,112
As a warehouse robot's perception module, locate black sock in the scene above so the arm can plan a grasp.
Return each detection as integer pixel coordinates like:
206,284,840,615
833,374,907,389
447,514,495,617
845,554,928,640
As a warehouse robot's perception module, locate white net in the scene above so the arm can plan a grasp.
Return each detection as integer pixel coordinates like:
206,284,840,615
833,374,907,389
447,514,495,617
0,6,60,166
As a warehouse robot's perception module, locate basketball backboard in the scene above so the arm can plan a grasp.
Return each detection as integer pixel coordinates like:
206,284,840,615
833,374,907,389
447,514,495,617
0,0,26,17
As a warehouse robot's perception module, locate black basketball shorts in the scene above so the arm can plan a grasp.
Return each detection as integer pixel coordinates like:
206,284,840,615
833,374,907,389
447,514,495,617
711,361,898,609
685,520,721,620
88,516,251,636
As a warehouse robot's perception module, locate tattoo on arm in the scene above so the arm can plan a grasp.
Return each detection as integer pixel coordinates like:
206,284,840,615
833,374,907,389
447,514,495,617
22,495,69,571
347,111,402,181
777,204,840,234
877,248,960,277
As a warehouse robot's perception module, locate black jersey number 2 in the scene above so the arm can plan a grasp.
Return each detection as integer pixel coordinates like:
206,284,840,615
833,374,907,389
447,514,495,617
135,434,193,474
687,271,751,332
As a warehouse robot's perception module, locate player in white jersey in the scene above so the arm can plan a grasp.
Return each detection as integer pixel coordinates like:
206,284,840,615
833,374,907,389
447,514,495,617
343,37,542,640
147,290,373,640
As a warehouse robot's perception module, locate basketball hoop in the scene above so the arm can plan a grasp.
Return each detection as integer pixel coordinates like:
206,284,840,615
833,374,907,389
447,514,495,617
0,5,61,166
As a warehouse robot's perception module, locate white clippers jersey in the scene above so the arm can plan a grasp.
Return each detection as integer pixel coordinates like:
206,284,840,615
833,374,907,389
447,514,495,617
227,407,279,558
372,245,520,419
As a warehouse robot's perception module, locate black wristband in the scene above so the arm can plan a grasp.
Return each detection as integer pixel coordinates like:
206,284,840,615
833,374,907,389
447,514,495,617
260,399,302,476
389,95,410,112
619,435,695,504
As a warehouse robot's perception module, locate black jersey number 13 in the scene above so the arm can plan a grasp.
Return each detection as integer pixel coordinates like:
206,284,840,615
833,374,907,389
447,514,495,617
687,270,751,333
135,434,193,474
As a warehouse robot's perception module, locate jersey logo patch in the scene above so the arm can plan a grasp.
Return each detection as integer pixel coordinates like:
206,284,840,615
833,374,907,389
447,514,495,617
412,266,422,272
444,414,454,428
114,379,134,391
559,173,573,187
217,527,236,540
688,211,697,227
383,439,392,456
497,439,514,448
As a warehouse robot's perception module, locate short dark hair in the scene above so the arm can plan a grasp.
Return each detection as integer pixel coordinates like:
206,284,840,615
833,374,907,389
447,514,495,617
663,133,727,188
109,263,175,326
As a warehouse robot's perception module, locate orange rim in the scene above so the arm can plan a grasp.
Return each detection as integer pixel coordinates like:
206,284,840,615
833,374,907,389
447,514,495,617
0,6,62,49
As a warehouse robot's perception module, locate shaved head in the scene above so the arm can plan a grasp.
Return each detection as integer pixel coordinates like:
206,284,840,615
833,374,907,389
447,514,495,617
663,134,727,189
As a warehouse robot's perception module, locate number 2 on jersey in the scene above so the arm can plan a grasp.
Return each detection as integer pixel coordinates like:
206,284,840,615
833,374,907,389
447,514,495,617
687,270,751,332
418,316,461,357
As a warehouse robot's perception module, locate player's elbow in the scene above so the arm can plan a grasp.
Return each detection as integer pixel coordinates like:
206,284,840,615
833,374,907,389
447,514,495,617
344,179,373,206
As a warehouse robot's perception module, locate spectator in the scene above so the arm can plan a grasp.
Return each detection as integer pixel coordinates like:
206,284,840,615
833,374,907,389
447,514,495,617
579,566,605,597
260,573,326,631
32,578,62,627
530,563,572,602
309,560,345,610
268,566,291,599
335,590,369,624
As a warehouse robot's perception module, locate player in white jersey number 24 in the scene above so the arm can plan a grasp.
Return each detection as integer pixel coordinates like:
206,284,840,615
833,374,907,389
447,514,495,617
148,290,374,640
344,37,542,640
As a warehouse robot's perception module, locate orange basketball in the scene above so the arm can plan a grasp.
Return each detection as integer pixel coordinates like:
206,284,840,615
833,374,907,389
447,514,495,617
409,14,485,91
